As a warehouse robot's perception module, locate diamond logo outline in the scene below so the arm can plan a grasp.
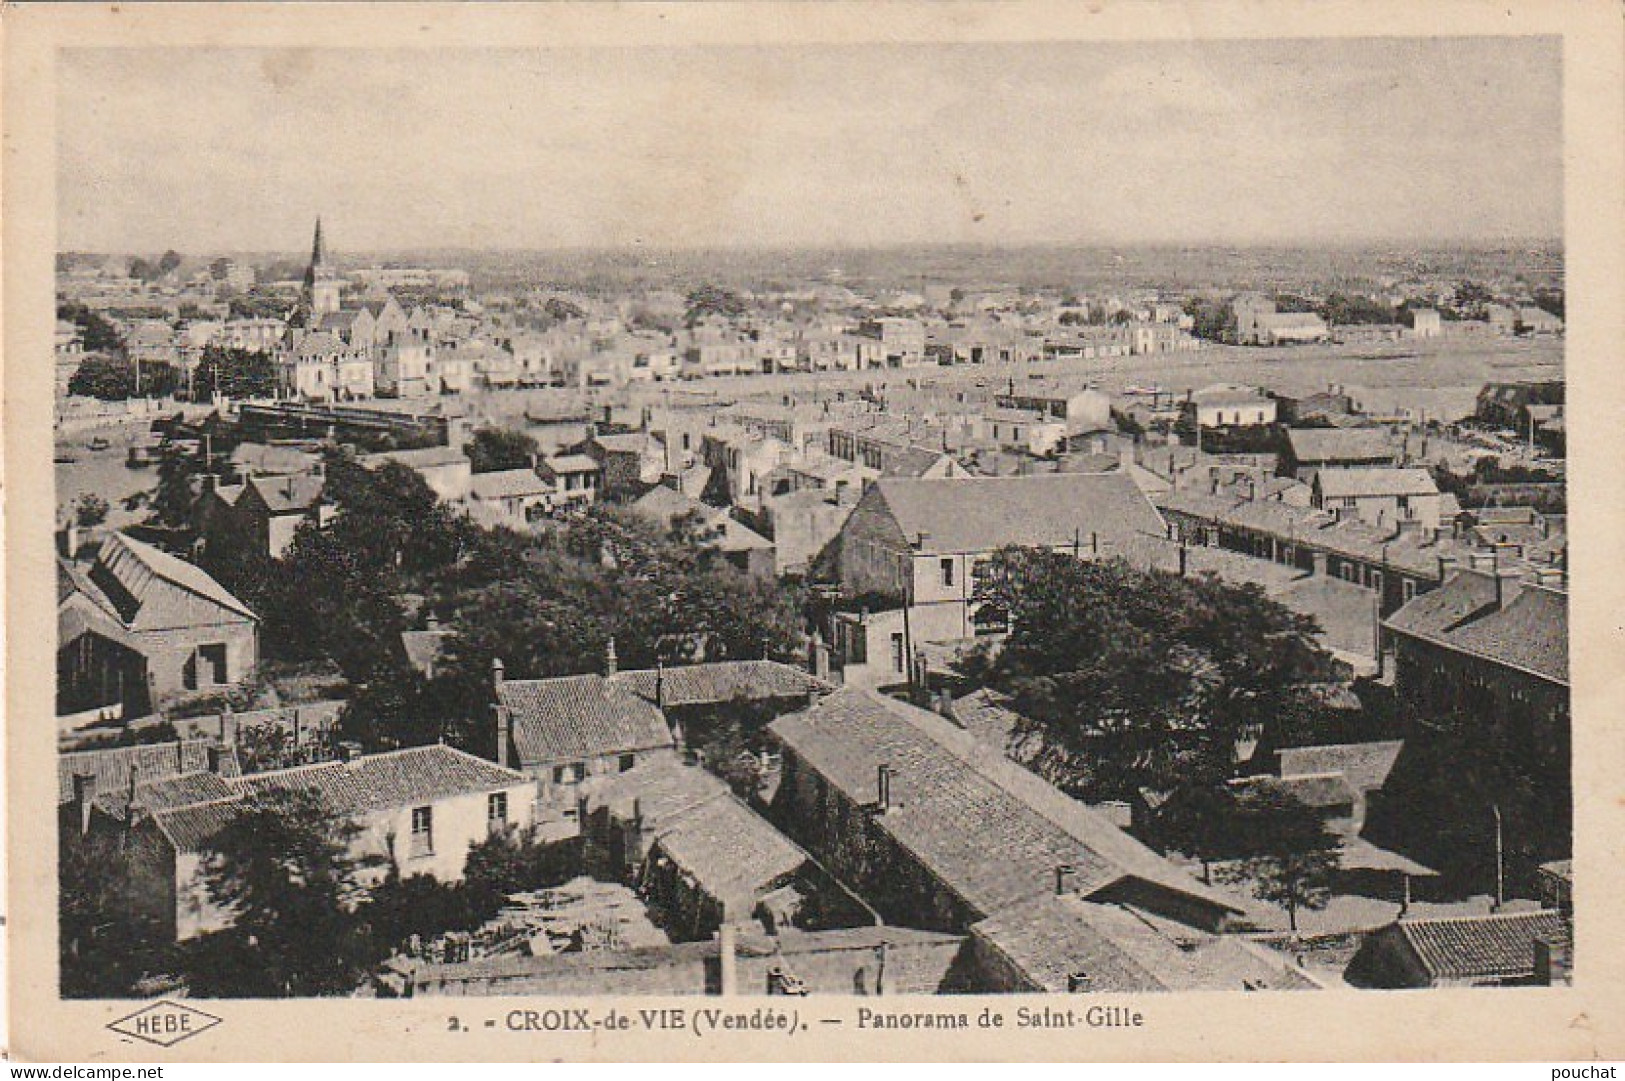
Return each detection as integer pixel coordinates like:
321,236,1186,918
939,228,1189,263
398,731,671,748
106,1000,223,1048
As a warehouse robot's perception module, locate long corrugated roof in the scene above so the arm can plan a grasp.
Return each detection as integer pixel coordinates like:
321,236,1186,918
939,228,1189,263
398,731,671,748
96,532,257,622
770,689,1246,921
497,674,673,768
868,472,1165,555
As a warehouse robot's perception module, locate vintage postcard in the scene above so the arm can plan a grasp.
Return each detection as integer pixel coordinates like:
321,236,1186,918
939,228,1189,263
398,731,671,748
5,0,1624,1063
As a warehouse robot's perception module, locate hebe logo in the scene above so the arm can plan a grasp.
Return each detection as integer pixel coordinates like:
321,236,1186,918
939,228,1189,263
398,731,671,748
107,1000,223,1047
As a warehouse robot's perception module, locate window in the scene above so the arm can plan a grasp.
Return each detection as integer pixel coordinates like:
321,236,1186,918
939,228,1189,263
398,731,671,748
410,806,433,858
940,558,956,588
487,792,508,830
1403,579,1418,602
552,763,584,786
891,632,905,674
619,753,636,773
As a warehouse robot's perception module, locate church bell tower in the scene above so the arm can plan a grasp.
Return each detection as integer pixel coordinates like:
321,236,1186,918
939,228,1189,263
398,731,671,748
302,217,342,317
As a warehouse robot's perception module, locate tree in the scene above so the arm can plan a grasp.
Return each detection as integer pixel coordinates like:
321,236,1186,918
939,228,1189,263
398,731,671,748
1216,786,1342,933
966,549,1341,801
157,249,183,278
68,354,137,400
73,493,110,529
1183,297,1234,342
193,345,278,401
191,788,377,997
464,425,540,474
684,284,748,327
59,830,176,998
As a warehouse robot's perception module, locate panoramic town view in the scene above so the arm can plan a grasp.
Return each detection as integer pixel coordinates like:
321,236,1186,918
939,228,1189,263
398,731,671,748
53,40,1569,999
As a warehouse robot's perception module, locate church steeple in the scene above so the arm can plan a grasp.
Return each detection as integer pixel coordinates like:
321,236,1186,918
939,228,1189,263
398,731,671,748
302,216,341,316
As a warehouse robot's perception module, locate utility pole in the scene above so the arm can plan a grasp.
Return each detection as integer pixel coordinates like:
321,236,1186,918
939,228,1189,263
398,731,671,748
1492,802,1506,911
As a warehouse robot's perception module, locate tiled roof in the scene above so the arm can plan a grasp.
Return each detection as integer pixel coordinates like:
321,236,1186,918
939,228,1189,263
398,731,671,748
497,675,673,769
973,896,1319,993
362,446,471,470
948,688,1044,762
469,468,552,500
148,745,529,852
770,689,1246,921
1384,572,1567,684
1396,910,1568,981
136,771,234,812
650,795,810,913
58,740,220,805
232,745,526,814
246,473,325,514
400,629,453,675
1315,467,1438,499
609,661,832,709
95,532,257,622
881,446,960,479
868,473,1165,556
1286,428,1396,464
971,896,1171,992
541,454,600,475
580,760,729,828
1276,740,1404,795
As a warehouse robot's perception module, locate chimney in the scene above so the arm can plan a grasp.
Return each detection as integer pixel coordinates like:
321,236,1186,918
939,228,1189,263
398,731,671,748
876,763,894,813
718,924,739,997
1311,549,1328,577
1055,864,1076,896
811,633,831,681
605,637,618,676
1437,553,1459,581
221,705,238,748
73,773,96,836
1067,973,1092,993
127,765,140,818
1533,934,1572,986
934,687,955,721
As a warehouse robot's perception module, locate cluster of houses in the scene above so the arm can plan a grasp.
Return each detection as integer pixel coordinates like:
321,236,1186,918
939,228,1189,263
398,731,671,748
55,228,1572,996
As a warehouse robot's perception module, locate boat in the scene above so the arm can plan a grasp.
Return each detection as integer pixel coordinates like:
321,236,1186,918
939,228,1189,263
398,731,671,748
86,436,111,452
126,444,159,468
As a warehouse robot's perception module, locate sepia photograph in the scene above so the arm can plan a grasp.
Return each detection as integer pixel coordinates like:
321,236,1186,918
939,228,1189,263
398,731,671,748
7,0,1624,1064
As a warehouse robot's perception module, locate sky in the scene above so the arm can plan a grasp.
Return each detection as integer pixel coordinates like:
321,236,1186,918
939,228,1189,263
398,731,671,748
56,37,1563,254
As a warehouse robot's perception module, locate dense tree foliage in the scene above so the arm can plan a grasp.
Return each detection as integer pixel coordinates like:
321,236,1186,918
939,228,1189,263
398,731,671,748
464,425,540,474
69,354,180,401
963,550,1341,802
59,830,177,997
684,284,748,326
1182,297,1234,342
191,788,376,997
192,345,278,400
57,302,126,355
